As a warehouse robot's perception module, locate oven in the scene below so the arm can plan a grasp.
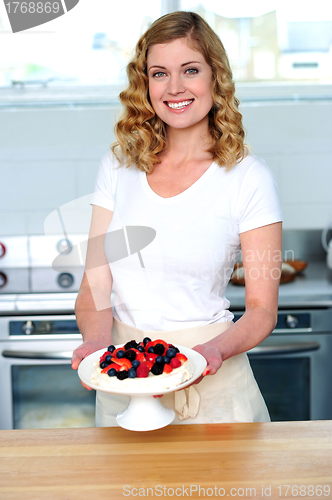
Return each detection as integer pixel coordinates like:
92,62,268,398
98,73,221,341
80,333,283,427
0,235,96,430
233,307,332,421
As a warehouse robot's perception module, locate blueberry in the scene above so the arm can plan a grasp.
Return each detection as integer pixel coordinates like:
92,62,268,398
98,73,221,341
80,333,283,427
132,360,140,369
105,354,112,364
137,345,144,352
155,355,165,364
107,368,117,377
128,367,137,378
116,350,125,358
143,337,152,346
147,346,155,353
166,348,177,359
100,360,108,369
108,345,115,353
163,356,171,364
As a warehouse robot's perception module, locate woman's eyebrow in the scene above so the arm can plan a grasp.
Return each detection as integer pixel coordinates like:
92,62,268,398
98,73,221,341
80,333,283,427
148,61,202,71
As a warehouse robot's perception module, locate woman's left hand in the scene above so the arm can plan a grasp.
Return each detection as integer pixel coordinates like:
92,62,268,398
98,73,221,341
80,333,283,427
191,343,223,384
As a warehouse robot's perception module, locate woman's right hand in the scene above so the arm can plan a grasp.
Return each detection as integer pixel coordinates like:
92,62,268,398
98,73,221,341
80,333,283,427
71,340,108,390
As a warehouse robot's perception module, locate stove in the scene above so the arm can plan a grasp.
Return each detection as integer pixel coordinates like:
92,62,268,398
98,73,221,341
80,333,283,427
0,235,86,313
0,234,96,430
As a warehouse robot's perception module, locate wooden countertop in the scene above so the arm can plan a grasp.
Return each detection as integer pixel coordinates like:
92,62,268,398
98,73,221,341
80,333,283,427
1,421,332,500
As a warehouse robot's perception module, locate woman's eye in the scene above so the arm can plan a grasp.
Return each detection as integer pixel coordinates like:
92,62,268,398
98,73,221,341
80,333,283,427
185,68,198,75
152,71,166,78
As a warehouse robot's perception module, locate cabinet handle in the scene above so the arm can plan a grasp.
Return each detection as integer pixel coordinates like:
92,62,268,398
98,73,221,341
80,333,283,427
2,350,73,360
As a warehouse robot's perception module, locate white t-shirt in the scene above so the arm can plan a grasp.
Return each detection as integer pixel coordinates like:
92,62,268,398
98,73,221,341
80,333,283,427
91,152,282,330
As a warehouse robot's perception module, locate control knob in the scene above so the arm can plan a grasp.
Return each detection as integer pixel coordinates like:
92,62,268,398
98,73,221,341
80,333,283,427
57,239,72,255
285,314,299,329
58,272,74,288
0,242,6,258
0,271,7,288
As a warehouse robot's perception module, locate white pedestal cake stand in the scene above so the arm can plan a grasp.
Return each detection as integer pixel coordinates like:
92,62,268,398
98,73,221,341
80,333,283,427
78,345,207,432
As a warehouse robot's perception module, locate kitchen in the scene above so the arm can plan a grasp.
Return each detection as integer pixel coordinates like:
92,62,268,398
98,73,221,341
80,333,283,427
0,1,332,497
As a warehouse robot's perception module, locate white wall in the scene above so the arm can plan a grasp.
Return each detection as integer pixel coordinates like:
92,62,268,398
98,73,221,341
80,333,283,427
0,99,331,236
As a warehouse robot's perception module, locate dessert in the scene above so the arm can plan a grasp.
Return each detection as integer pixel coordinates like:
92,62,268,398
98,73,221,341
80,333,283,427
91,338,194,391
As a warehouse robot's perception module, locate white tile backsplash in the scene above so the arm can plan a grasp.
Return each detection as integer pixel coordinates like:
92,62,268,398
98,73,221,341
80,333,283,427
0,98,331,235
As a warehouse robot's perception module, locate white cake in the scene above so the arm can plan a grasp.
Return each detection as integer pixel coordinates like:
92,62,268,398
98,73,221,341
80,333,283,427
90,339,194,391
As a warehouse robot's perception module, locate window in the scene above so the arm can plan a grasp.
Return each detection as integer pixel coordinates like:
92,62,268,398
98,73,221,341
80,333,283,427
0,0,331,99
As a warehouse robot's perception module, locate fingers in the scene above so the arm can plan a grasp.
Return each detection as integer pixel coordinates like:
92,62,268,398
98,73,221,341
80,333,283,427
192,343,223,380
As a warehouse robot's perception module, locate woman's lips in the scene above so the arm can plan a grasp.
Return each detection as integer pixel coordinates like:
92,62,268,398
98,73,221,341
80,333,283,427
164,99,194,110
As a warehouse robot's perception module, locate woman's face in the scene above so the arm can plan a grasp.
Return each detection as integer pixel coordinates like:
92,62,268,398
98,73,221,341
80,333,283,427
147,38,213,133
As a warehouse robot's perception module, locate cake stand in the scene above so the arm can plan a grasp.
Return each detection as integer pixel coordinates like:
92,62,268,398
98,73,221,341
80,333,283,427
78,345,207,432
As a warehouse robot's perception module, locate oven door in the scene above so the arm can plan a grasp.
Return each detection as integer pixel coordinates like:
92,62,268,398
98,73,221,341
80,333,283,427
0,316,96,430
247,333,332,421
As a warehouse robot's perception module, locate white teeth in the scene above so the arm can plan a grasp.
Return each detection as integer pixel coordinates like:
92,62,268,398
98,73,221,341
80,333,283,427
167,100,193,109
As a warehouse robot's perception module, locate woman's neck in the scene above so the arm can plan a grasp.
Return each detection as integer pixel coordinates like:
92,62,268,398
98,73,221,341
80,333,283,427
164,124,213,165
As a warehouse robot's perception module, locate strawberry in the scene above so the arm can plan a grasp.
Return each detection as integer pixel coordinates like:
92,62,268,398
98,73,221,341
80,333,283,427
144,341,155,351
170,358,181,369
130,348,146,362
146,360,154,370
146,352,158,363
136,362,149,378
101,362,119,374
163,364,173,374
111,357,132,371
175,353,188,364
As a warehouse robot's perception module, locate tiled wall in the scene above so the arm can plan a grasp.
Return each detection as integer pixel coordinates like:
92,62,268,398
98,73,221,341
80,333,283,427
0,99,331,236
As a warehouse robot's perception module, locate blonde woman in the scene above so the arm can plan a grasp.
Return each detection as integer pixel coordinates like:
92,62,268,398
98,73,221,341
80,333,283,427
72,11,282,425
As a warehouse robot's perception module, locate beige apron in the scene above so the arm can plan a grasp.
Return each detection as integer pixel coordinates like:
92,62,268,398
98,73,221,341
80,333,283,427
95,318,270,426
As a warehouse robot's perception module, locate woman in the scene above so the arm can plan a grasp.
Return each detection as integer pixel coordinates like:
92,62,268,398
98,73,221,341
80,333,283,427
72,11,282,425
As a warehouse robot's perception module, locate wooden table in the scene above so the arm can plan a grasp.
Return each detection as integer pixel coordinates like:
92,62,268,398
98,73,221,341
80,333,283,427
1,421,332,500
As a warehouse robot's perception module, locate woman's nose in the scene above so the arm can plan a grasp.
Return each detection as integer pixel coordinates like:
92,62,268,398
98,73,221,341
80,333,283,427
167,75,185,95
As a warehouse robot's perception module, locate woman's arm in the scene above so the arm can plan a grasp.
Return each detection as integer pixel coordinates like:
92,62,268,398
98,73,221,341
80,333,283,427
194,221,282,376
71,205,114,373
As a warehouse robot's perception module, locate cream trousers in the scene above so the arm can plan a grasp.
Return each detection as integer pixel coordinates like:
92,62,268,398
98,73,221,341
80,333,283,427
95,318,270,426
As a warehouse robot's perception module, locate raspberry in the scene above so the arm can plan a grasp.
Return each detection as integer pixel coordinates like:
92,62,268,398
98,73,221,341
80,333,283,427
136,362,149,378
170,358,181,369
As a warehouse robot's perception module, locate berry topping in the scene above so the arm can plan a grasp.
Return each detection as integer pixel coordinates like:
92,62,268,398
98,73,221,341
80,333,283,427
163,356,171,365
116,370,129,380
146,352,158,363
100,360,108,369
143,337,152,346
136,362,149,378
101,362,120,374
168,344,180,353
153,343,165,355
128,367,137,378
163,364,173,374
116,350,125,358
147,346,155,353
151,363,164,376
105,354,112,364
170,358,182,369
155,355,165,364
131,359,140,369
107,345,116,353
112,358,132,371
175,353,188,364
107,368,117,377
124,349,136,361
124,340,138,350
166,348,177,359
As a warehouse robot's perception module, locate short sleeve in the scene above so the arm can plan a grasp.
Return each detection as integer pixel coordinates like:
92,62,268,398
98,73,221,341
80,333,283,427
237,156,283,233
90,152,118,211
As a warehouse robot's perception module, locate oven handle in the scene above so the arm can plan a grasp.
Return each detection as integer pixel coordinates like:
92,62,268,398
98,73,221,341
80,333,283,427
2,350,73,360
248,341,320,357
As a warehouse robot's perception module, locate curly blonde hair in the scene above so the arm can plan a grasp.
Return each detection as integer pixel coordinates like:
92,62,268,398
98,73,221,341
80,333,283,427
111,11,248,172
